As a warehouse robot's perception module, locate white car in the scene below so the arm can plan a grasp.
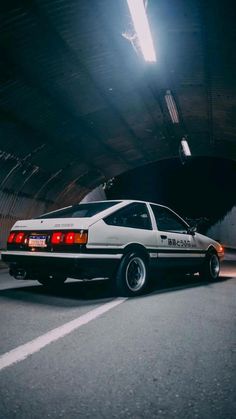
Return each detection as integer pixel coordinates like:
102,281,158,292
2,200,224,296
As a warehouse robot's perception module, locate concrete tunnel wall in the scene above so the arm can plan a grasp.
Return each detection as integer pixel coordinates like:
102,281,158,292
0,191,48,249
207,207,236,249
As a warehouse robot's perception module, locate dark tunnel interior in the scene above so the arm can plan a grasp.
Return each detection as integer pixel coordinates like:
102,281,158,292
107,157,236,232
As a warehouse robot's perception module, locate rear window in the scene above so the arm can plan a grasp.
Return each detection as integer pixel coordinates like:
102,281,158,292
37,201,120,219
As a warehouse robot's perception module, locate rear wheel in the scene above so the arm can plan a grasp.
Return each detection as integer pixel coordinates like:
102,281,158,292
115,252,149,296
37,274,67,288
199,250,220,281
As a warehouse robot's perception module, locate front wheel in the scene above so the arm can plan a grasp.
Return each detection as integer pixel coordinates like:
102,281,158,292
115,252,149,296
199,251,220,281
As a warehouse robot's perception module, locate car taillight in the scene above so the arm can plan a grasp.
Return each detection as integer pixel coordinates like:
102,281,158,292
65,232,75,244
15,232,25,243
51,231,88,245
7,232,15,243
73,231,88,244
51,232,63,244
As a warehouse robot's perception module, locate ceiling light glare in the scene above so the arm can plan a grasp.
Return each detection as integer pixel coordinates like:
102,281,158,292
181,138,191,156
164,90,179,124
127,0,156,62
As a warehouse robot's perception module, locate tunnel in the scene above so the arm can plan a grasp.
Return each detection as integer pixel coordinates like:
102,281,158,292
0,4,236,416
1,0,236,247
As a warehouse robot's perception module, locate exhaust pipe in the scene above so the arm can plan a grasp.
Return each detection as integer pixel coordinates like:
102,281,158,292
13,269,27,280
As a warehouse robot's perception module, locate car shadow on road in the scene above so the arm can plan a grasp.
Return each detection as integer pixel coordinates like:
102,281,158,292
0,273,233,307
146,273,232,297
0,279,117,307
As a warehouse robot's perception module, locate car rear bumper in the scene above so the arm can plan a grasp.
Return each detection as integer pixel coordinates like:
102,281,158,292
1,250,122,280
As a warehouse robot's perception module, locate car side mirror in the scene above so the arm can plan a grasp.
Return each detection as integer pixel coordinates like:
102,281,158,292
188,226,197,235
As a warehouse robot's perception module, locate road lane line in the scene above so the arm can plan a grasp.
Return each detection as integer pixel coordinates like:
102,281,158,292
0,297,127,372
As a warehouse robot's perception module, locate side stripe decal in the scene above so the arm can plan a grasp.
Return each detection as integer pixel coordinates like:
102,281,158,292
147,248,206,255
3,248,207,257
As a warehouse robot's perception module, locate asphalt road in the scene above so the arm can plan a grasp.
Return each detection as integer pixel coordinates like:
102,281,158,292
0,261,235,418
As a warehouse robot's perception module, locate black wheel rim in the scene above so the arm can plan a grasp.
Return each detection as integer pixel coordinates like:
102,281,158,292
125,257,146,292
209,254,220,279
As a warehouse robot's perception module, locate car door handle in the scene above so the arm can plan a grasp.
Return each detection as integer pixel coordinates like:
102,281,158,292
161,235,167,239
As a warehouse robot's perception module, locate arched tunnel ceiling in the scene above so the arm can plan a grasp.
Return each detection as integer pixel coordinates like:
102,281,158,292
1,0,236,214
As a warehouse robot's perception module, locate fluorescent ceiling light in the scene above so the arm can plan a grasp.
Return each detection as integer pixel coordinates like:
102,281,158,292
164,90,179,124
181,139,191,156
127,0,156,62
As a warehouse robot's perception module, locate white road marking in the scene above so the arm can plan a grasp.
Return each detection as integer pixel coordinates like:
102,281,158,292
0,298,127,372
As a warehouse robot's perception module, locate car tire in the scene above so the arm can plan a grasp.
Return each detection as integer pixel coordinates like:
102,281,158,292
37,274,67,288
115,252,149,297
199,250,220,281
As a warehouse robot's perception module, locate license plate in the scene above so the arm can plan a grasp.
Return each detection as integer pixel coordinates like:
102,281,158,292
28,235,47,248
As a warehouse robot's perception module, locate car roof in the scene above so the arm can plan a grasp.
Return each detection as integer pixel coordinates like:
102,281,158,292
79,199,163,206
37,199,173,221
85,199,172,209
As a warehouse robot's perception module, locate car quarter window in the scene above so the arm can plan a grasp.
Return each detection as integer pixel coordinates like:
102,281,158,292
150,205,188,233
104,203,152,230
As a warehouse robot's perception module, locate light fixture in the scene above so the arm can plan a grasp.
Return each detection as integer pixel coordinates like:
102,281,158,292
126,0,156,62
180,138,191,157
164,90,179,124
179,137,191,164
